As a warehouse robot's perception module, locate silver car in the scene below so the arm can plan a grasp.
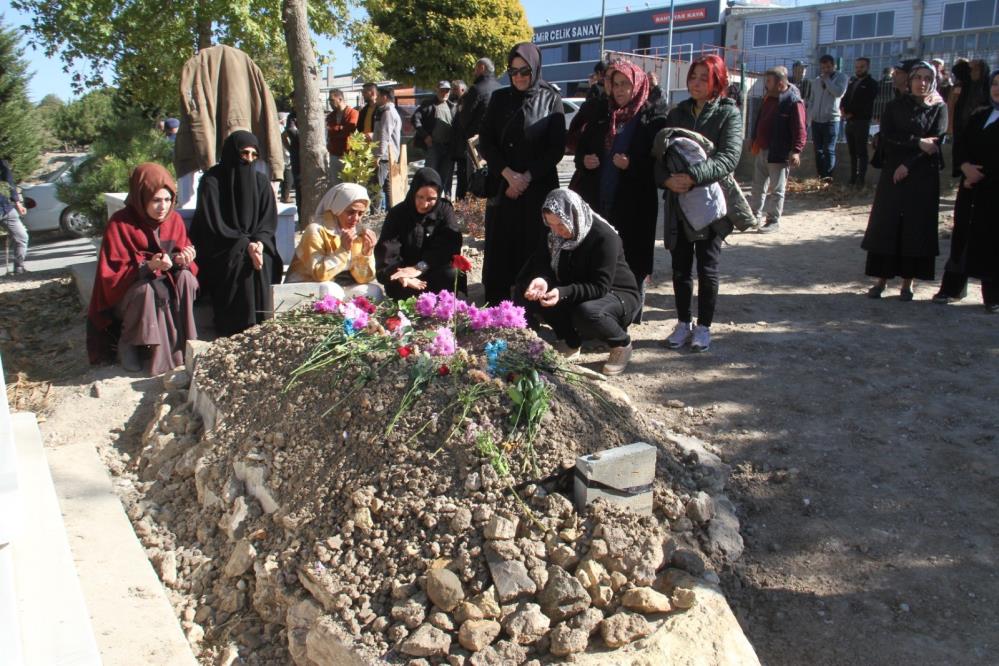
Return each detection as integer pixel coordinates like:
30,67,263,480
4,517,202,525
20,155,95,237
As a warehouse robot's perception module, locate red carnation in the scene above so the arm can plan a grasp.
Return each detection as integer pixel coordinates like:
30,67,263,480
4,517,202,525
438,364,451,376
386,316,401,332
451,254,472,272
353,295,377,314
397,346,412,358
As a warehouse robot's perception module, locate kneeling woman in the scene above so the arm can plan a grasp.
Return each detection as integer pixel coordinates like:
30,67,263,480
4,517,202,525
285,182,382,300
87,163,198,374
518,188,639,376
375,168,464,300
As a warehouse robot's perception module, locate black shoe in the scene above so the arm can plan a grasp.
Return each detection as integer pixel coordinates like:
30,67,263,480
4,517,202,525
900,288,914,302
931,291,961,304
867,284,885,299
758,219,780,234
985,304,999,314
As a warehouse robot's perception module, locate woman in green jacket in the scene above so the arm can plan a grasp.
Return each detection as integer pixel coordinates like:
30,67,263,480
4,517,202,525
660,55,743,353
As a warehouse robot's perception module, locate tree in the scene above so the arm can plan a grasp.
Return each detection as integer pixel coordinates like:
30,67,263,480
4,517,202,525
364,0,533,87
11,0,348,112
0,18,42,178
36,93,65,151
55,88,115,147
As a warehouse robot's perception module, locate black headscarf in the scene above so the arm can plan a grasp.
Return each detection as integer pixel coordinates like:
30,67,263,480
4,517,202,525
405,167,444,223
218,130,262,235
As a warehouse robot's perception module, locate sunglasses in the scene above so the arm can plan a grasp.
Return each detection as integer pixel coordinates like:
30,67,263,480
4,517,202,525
507,66,532,78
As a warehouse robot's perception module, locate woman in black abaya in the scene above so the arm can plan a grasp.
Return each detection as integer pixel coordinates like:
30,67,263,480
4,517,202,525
478,42,565,305
191,131,283,336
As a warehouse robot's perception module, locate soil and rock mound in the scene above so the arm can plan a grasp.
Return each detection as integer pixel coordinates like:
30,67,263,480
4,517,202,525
110,310,742,664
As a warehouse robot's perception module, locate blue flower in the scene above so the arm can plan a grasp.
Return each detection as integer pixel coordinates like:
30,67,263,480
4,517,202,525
343,319,357,337
484,339,508,376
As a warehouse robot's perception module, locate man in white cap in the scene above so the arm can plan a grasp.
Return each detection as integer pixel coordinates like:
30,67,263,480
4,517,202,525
412,80,456,197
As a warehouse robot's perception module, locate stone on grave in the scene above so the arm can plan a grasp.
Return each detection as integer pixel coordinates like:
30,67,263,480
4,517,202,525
573,442,656,515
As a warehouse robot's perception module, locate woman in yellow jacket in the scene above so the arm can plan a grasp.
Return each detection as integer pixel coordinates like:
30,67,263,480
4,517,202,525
285,182,383,300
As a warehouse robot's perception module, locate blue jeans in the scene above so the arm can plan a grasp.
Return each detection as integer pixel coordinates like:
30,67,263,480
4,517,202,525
812,121,837,178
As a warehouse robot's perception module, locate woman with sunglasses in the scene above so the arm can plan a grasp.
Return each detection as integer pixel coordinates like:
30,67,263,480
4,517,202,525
478,42,566,305
862,62,947,301
191,130,283,336
570,60,666,322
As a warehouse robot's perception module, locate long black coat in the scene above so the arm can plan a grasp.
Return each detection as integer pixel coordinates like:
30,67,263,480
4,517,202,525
957,107,999,281
571,101,666,281
862,97,947,259
478,84,565,304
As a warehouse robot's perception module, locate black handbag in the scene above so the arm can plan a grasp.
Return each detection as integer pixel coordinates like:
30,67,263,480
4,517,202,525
468,165,490,198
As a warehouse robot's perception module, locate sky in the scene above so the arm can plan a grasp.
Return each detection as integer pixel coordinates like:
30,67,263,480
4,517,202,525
2,0,648,102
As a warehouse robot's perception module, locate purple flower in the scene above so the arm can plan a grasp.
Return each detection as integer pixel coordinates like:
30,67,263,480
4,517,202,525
428,327,457,356
528,338,546,360
490,300,528,329
415,292,438,318
434,290,458,320
313,294,342,314
469,305,492,330
455,300,471,316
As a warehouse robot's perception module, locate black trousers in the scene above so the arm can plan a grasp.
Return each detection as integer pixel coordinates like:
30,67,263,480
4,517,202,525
845,119,871,182
383,266,466,301
670,229,722,327
524,292,635,348
454,158,468,199
938,184,972,298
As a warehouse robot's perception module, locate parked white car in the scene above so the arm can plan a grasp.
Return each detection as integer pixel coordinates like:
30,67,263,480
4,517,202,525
20,156,94,237
563,97,585,130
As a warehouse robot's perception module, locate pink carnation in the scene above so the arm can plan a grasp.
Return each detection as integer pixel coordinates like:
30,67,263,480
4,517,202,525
313,294,342,314
415,292,438,318
469,305,492,330
428,327,457,356
434,290,458,320
489,300,528,329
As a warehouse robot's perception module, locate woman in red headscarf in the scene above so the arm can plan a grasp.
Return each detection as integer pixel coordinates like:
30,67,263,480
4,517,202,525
87,163,199,374
571,60,666,321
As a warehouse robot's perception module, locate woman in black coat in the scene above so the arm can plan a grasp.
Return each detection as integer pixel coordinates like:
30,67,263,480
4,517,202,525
190,131,282,336
375,167,464,300
478,42,566,305
517,188,640,376
572,60,665,318
862,63,947,301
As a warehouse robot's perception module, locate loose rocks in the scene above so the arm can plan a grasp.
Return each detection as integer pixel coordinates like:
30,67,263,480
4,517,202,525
600,611,653,648
426,568,465,612
458,619,501,652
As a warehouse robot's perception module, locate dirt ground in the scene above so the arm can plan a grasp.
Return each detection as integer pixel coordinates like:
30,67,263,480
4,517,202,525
2,181,997,665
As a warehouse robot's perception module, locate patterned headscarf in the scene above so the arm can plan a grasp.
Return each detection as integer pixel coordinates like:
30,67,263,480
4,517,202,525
605,61,650,150
909,62,941,105
542,188,615,272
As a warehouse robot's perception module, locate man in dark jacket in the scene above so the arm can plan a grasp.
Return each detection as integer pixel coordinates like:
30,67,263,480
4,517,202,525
449,79,469,199
841,57,878,186
412,81,457,197
749,66,806,233
455,58,501,191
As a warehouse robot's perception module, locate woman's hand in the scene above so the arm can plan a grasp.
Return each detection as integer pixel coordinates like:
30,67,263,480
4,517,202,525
502,168,530,199
400,276,427,291
173,245,196,268
612,153,630,170
248,241,264,271
893,164,909,183
918,137,939,155
664,173,695,193
147,252,173,272
391,266,423,281
583,154,601,170
524,277,548,301
540,288,560,308
361,229,377,255
961,162,985,187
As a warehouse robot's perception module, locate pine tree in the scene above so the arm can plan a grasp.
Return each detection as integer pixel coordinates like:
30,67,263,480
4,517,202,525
0,18,42,179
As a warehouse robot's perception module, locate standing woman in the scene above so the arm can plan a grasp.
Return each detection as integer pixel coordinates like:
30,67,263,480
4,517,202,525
862,63,947,301
478,42,565,305
87,163,198,374
571,61,665,320
375,167,464,300
191,131,283,336
659,55,743,353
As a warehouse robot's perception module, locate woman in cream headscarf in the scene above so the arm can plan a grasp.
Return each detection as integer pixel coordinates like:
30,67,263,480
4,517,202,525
285,182,383,300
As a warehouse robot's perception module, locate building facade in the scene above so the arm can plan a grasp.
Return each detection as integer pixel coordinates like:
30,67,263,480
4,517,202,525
726,0,999,75
533,2,729,96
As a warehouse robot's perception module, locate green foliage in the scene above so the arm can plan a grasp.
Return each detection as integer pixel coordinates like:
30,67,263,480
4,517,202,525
36,94,65,151
11,0,350,112
364,0,533,87
56,111,174,235
348,18,393,83
338,133,381,202
54,88,115,147
0,19,42,178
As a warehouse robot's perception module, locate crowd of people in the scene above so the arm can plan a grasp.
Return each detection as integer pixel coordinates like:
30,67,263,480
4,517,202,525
79,43,998,378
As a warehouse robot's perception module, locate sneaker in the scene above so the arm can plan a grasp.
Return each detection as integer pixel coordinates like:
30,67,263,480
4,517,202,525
986,303,999,314
602,343,633,376
553,339,581,361
665,321,693,349
758,218,780,234
13,265,28,274
690,325,711,353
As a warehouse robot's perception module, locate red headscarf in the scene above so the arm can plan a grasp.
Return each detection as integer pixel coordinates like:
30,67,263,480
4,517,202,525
87,163,197,364
605,61,650,150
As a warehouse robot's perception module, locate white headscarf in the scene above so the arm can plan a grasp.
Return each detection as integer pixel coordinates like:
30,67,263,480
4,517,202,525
314,182,370,225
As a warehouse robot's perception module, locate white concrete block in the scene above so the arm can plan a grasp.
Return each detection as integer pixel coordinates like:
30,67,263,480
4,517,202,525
574,442,656,515
271,282,341,315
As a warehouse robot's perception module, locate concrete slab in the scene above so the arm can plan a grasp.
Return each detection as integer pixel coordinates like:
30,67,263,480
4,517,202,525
70,261,96,308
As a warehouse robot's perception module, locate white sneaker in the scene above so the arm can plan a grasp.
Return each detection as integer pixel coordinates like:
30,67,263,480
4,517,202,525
691,325,711,353
665,321,693,349
602,343,633,376
554,339,581,361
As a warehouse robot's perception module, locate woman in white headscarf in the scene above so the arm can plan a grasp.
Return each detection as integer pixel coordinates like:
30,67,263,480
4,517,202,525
517,188,640,376
285,182,382,300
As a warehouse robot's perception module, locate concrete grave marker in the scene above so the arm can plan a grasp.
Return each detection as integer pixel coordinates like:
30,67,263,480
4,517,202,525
573,442,656,515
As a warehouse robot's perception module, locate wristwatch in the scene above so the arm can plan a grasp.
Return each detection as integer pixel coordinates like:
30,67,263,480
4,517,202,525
415,261,429,274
